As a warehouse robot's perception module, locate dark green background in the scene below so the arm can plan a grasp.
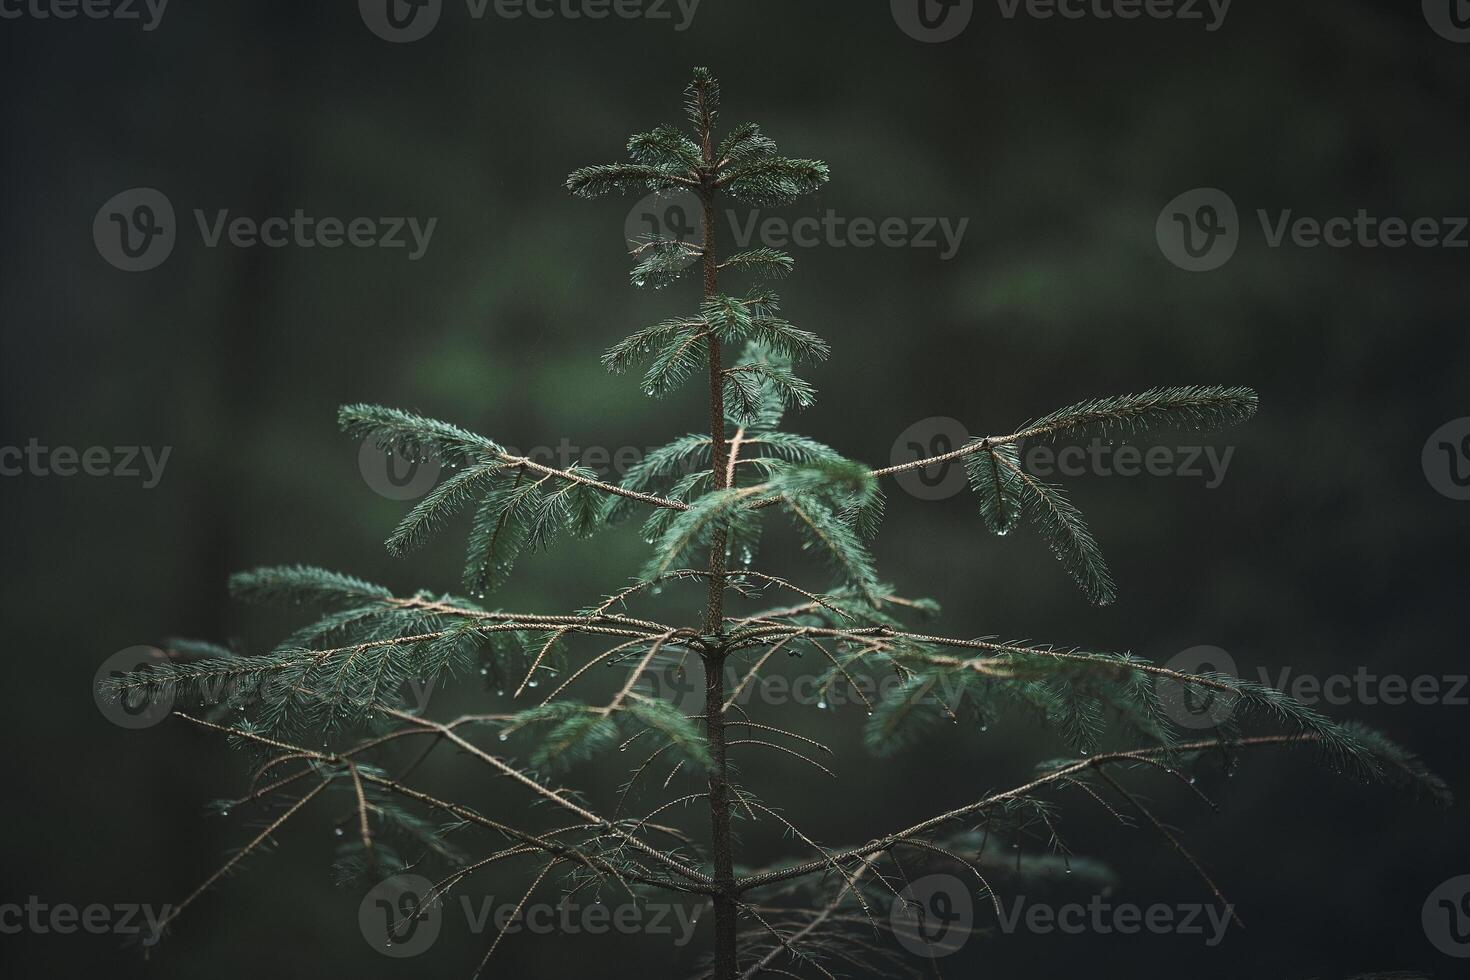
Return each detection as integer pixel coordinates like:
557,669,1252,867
2,1,1467,977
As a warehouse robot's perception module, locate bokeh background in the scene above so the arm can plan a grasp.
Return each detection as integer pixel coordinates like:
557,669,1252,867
2,1,1468,977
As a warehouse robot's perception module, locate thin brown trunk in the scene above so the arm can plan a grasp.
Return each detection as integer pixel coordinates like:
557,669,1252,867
697,109,739,980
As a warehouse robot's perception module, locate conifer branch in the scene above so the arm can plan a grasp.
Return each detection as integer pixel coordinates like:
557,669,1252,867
1094,768,1243,929
172,712,713,896
734,734,1356,895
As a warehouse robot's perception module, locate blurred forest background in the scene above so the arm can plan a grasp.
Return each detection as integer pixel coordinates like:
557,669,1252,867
1,1,1468,977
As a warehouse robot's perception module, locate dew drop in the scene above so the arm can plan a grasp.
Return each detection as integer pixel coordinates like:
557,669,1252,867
816,700,827,710
334,827,345,837
498,733,509,742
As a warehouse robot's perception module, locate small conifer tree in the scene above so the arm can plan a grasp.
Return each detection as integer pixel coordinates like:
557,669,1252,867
111,69,1449,978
